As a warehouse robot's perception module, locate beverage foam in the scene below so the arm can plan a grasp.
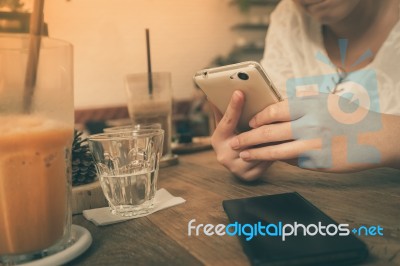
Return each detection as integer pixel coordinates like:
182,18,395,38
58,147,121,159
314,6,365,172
0,115,70,136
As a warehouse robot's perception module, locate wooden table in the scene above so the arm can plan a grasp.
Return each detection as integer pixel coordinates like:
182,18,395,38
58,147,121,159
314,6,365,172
69,150,400,265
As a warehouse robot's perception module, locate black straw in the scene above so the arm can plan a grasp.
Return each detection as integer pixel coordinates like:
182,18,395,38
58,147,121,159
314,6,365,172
145,28,153,96
23,0,45,113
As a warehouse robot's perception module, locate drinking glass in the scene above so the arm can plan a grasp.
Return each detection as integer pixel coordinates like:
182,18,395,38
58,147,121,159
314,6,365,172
88,128,164,217
125,72,172,160
0,34,74,264
103,123,161,133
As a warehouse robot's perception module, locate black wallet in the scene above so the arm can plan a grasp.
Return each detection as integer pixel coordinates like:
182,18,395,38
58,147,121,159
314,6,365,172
222,192,368,266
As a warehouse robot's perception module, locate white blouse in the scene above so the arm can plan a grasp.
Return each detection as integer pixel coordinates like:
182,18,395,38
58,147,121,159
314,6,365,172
261,0,400,115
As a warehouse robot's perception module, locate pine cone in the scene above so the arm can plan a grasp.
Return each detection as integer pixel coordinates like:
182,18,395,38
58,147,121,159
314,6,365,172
72,130,97,186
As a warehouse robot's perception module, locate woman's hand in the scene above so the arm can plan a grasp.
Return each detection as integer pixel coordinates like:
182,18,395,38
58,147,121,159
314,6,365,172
210,91,272,181
230,93,396,172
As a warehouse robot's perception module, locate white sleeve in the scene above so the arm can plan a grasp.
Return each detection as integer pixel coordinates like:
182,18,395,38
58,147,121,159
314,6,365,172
260,0,299,98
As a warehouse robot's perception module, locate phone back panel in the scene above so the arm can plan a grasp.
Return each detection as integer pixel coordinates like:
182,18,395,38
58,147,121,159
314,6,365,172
194,61,281,132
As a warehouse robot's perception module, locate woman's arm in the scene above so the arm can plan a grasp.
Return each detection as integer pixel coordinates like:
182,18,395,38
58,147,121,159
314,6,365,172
360,113,400,169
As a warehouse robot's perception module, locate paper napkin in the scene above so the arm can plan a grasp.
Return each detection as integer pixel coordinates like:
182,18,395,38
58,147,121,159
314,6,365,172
83,188,186,226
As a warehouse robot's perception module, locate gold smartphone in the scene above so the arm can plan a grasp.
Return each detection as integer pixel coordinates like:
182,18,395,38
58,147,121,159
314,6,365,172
194,61,282,132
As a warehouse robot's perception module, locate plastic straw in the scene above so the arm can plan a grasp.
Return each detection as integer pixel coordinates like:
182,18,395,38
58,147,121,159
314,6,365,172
23,0,45,112
145,28,153,96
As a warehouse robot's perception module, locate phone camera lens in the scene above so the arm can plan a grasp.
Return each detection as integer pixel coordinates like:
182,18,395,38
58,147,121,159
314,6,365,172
238,72,249,80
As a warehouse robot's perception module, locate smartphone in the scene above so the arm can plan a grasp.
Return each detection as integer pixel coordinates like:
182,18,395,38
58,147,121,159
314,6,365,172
223,192,368,266
193,61,282,132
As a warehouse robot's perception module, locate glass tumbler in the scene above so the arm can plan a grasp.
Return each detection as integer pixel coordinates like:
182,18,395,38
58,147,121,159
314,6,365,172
88,128,164,217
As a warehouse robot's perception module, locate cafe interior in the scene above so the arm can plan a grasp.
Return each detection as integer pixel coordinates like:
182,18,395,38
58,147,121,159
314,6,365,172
1,0,400,265
12,0,271,137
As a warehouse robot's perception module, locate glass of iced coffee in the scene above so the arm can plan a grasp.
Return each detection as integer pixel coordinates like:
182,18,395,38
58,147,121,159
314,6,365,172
125,72,177,166
0,34,74,264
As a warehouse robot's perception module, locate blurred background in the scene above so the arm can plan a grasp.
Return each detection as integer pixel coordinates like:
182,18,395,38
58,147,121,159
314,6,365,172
1,0,279,139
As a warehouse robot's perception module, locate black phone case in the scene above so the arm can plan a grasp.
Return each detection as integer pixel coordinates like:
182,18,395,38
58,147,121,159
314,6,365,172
222,192,368,266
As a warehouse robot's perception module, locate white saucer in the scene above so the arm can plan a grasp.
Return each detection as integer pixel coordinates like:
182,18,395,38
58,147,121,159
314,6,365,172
19,225,92,266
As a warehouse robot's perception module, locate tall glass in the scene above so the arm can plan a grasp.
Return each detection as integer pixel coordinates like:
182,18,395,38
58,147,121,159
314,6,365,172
0,34,74,264
125,72,172,160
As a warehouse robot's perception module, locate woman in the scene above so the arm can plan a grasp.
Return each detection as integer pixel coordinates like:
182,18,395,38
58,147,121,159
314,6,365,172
211,0,400,180
262,0,400,110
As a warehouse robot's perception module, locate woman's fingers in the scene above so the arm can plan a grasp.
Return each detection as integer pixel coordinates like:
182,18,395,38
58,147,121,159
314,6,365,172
230,122,293,149
241,161,273,181
213,90,245,140
249,100,291,128
249,98,304,128
226,158,270,182
239,139,322,161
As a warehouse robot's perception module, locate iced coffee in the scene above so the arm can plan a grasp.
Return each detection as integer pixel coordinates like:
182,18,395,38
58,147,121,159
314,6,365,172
0,115,73,255
0,34,74,264
125,72,173,158
128,98,171,156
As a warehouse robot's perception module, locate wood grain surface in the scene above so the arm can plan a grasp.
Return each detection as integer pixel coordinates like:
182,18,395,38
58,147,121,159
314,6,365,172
69,150,400,266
